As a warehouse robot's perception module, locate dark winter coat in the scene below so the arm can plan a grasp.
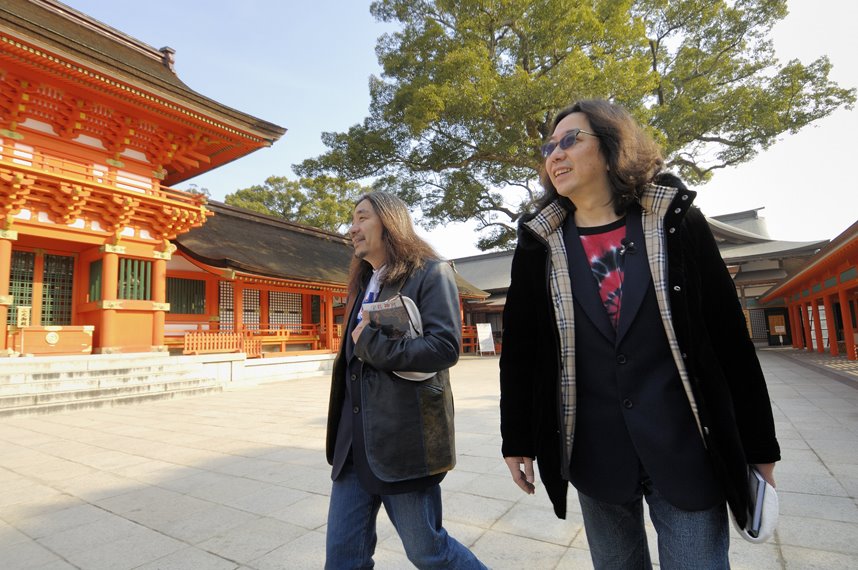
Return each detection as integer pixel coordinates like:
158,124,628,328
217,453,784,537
327,260,461,493
499,176,780,527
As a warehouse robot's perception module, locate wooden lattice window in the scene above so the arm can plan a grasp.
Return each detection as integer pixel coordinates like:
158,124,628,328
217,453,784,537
7,251,35,326
166,277,206,314
243,289,260,330
270,291,302,329
118,258,152,300
219,281,233,328
41,254,74,325
749,309,768,342
311,295,321,324
89,259,103,302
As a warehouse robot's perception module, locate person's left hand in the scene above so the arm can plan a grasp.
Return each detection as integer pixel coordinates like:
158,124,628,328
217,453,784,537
504,456,536,494
753,462,776,487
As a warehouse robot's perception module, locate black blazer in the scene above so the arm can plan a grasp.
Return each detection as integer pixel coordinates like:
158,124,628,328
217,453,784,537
562,208,722,509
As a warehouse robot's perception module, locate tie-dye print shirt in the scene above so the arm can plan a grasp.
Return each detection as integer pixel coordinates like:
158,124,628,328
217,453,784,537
578,218,627,329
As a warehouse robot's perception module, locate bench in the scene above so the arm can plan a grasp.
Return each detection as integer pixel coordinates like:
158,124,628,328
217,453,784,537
250,325,321,352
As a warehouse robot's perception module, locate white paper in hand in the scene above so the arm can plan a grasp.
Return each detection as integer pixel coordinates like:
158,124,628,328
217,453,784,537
393,295,434,381
362,294,434,381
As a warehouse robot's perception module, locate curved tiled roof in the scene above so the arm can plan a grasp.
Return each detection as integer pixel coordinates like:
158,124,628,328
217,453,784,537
451,251,513,292
0,0,285,140
175,202,353,286
718,239,827,264
176,202,488,298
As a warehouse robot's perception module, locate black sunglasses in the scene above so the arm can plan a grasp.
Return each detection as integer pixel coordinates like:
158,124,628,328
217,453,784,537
541,128,598,158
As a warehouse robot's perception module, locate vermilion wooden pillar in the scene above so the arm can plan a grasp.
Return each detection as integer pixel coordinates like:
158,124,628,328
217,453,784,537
151,257,166,349
822,293,838,356
30,250,44,326
0,232,15,351
260,288,270,331
802,302,813,352
811,300,824,353
99,250,119,351
233,282,244,332
324,291,334,351
840,288,856,360
788,302,801,348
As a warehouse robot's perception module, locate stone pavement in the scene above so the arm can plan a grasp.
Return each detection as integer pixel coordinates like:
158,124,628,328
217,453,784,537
1,348,857,569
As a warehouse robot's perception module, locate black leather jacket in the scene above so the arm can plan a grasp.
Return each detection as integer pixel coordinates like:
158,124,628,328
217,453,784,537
326,260,461,484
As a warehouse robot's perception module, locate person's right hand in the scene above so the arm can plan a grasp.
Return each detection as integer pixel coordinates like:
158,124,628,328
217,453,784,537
504,456,535,494
351,311,369,344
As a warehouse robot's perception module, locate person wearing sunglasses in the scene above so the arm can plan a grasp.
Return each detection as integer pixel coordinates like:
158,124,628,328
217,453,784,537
499,100,780,568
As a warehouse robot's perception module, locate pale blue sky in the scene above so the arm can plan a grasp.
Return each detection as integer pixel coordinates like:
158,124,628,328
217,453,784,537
61,0,857,257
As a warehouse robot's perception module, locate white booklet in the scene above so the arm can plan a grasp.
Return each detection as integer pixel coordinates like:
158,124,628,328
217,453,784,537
731,465,779,543
362,293,434,381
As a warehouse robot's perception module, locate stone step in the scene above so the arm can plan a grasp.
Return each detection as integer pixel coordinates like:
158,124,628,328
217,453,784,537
0,369,204,395
0,376,219,408
0,363,200,384
0,353,198,376
0,382,224,418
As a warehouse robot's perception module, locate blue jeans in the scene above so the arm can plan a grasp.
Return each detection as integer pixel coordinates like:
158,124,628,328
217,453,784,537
326,465,486,569
578,487,729,570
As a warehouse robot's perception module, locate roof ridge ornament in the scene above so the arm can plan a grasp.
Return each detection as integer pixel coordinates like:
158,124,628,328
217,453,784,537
159,47,176,72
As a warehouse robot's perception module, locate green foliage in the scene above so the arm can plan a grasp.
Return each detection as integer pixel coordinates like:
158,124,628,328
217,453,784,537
295,0,855,250
184,183,211,198
224,176,367,233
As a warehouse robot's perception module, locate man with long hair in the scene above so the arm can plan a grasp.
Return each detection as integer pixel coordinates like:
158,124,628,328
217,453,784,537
500,101,780,568
325,192,485,569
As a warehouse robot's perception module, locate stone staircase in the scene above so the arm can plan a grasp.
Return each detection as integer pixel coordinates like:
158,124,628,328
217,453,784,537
0,353,223,417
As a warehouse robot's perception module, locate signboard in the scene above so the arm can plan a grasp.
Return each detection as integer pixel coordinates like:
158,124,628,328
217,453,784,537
16,306,31,327
768,314,787,345
476,323,495,355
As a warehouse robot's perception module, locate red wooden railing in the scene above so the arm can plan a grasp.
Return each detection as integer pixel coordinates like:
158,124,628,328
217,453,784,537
183,331,261,357
166,321,336,357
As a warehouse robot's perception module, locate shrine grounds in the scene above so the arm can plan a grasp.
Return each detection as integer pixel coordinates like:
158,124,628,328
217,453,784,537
1,348,857,569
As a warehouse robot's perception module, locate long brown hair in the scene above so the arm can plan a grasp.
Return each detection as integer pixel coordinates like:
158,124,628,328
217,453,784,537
537,100,664,214
347,192,439,301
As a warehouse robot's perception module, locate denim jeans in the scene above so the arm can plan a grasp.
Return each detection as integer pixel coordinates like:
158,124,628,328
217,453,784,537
326,465,486,569
578,487,729,570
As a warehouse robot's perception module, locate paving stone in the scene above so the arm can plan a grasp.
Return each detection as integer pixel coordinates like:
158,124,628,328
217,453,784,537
781,545,858,569
59,530,185,570
158,504,260,544
268,492,328,530
777,514,858,554
13,503,112,539
196,517,307,563
0,539,66,569
133,546,240,570
471,530,568,569
249,531,326,570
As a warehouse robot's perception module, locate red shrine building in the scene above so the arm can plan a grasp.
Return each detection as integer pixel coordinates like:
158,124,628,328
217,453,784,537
1,1,487,362
1,0,286,356
762,220,858,360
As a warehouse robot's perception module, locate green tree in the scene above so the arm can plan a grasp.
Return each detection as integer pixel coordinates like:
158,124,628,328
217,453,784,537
224,176,366,233
184,183,210,198
295,0,855,249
